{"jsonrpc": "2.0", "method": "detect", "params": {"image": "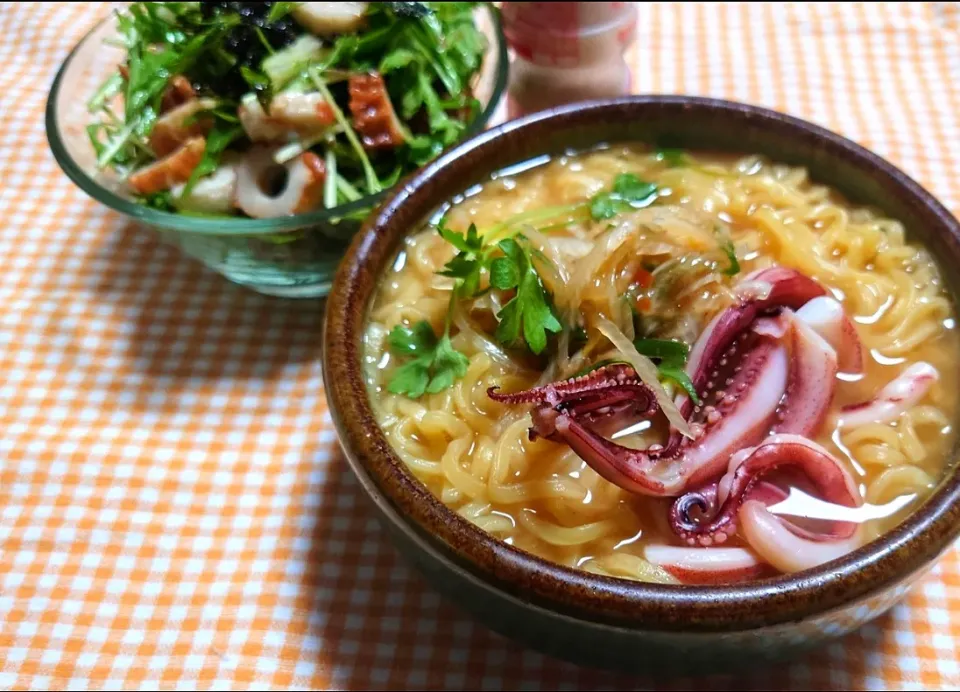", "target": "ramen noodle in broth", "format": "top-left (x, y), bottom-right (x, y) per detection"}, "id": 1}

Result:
top-left (363, 145), bottom-right (959, 585)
